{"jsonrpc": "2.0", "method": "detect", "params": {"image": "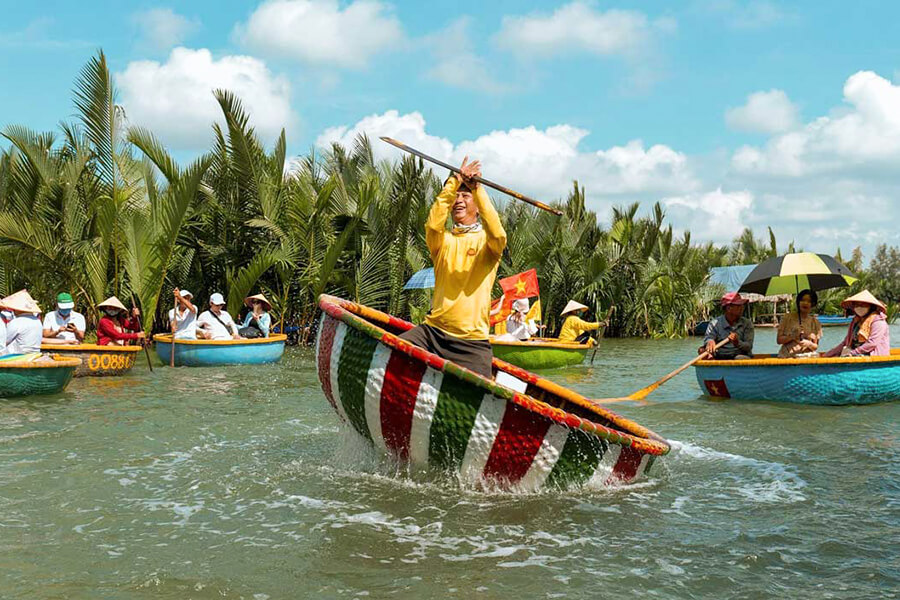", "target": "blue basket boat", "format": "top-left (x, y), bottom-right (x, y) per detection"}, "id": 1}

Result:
top-left (818, 314), bottom-right (853, 327)
top-left (153, 334), bottom-right (286, 367)
top-left (694, 349), bottom-right (900, 405)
